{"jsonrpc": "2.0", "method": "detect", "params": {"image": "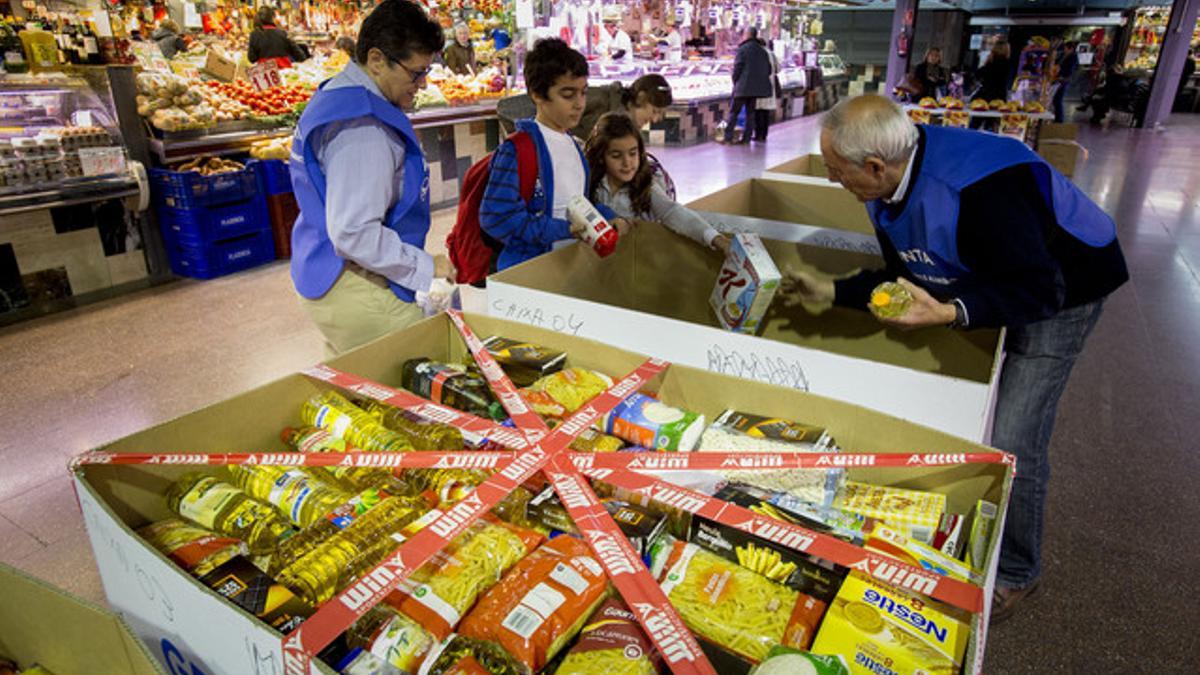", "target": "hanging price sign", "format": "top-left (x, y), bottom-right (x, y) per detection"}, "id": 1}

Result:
top-left (248, 60), bottom-right (283, 92)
